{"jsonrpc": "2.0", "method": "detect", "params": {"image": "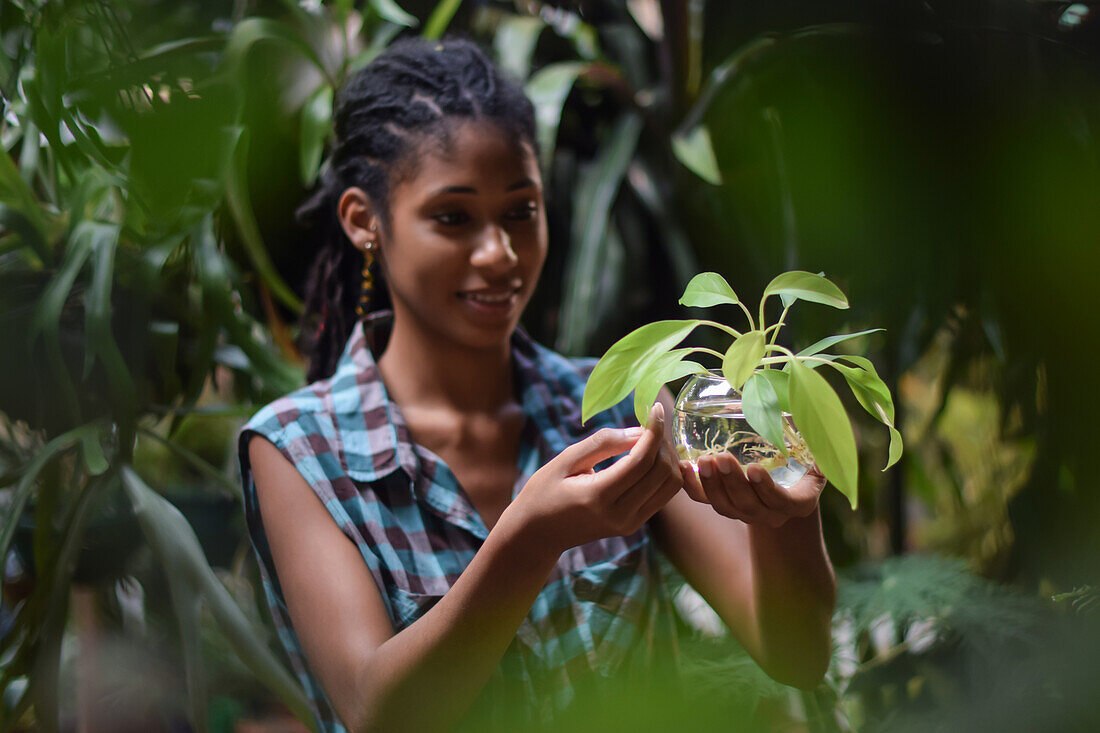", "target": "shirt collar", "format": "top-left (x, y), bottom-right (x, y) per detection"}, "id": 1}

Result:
top-left (331, 311), bottom-right (604, 487)
top-left (326, 312), bottom-right (418, 484)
